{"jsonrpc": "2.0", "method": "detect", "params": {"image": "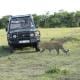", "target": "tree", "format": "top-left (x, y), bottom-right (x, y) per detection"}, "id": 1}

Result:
top-left (0, 15), bottom-right (10, 29)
